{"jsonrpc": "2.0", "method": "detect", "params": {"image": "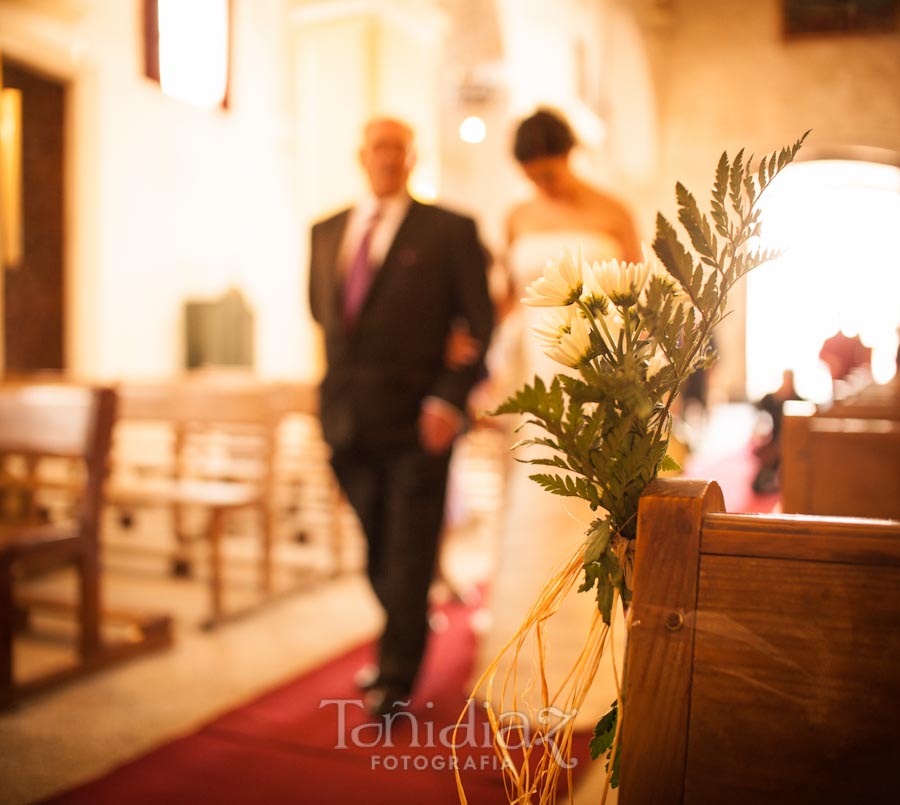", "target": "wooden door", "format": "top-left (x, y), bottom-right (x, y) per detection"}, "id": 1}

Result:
top-left (1, 57), bottom-right (65, 376)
